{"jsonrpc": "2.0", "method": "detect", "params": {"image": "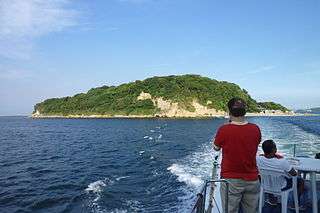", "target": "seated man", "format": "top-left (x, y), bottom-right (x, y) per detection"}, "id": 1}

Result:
top-left (256, 140), bottom-right (305, 207)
